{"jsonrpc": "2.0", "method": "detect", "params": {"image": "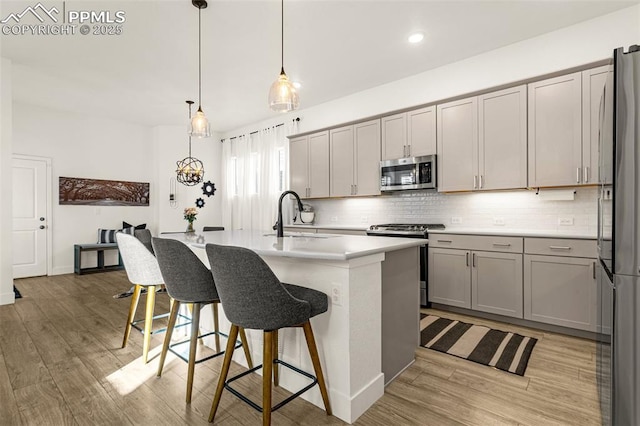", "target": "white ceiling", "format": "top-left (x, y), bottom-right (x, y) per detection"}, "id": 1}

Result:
top-left (1, 0), bottom-right (637, 133)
